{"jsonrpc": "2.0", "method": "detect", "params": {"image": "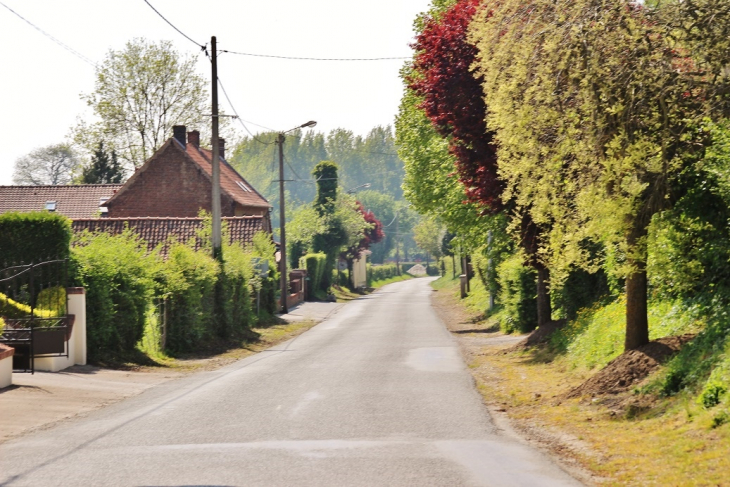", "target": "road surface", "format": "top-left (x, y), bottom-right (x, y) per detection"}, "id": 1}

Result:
top-left (0, 278), bottom-right (581, 486)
